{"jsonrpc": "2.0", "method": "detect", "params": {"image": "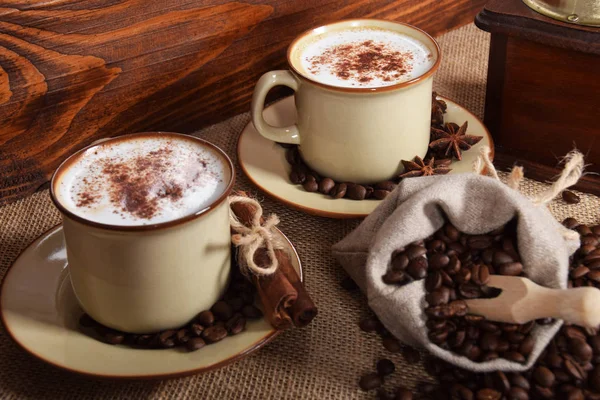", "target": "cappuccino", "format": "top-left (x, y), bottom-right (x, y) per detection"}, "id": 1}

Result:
top-left (293, 27), bottom-right (435, 88)
top-left (54, 135), bottom-right (230, 226)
